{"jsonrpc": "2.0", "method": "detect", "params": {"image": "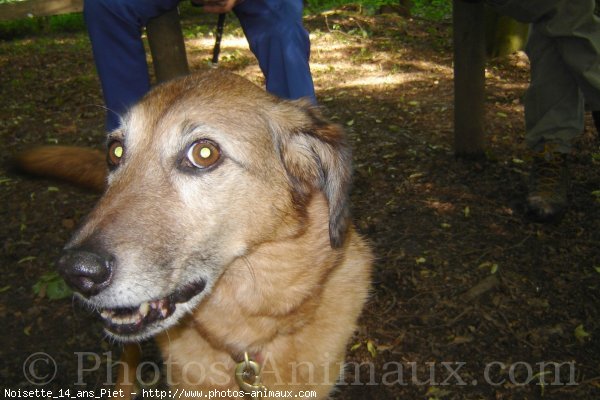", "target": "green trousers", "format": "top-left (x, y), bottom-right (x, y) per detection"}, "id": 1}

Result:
top-left (489, 0), bottom-right (600, 152)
